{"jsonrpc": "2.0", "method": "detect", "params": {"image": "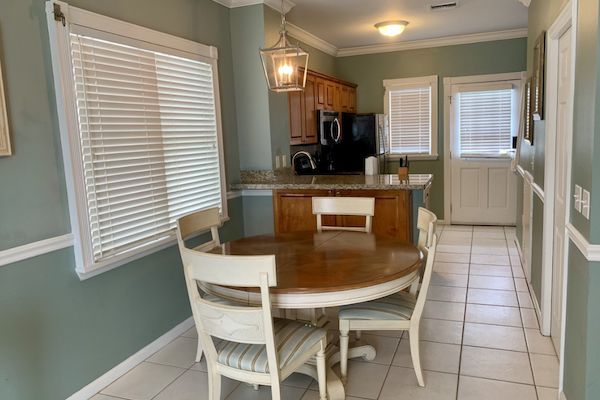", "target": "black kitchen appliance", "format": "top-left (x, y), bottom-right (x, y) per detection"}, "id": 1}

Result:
top-left (317, 110), bottom-right (341, 146)
top-left (338, 113), bottom-right (388, 172)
